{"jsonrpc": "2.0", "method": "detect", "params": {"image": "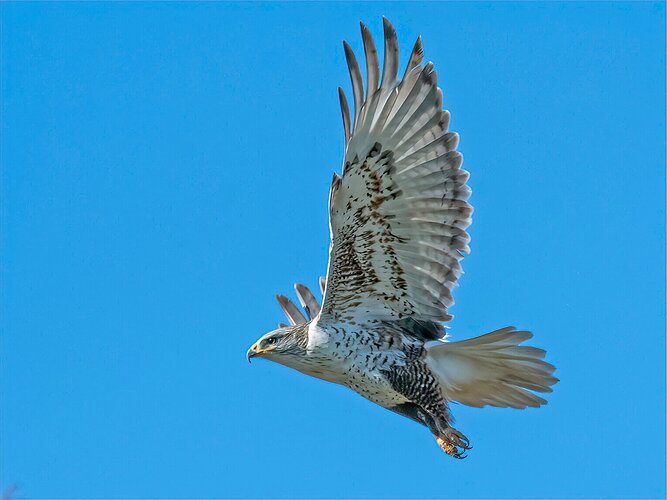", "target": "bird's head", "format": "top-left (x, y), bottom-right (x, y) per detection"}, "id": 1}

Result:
top-left (246, 324), bottom-right (308, 365)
